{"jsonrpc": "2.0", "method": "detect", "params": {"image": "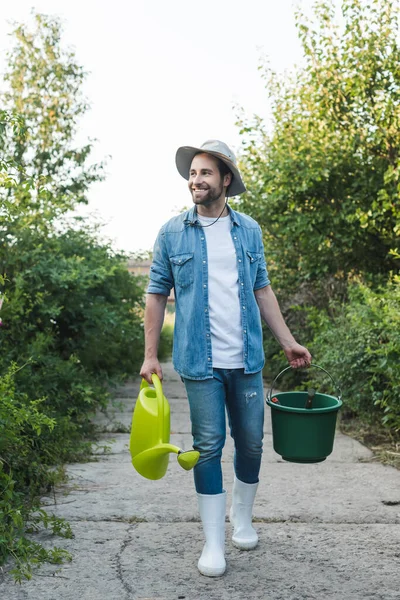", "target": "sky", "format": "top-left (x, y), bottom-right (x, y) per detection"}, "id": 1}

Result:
top-left (0, 0), bottom-right (335, 255)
